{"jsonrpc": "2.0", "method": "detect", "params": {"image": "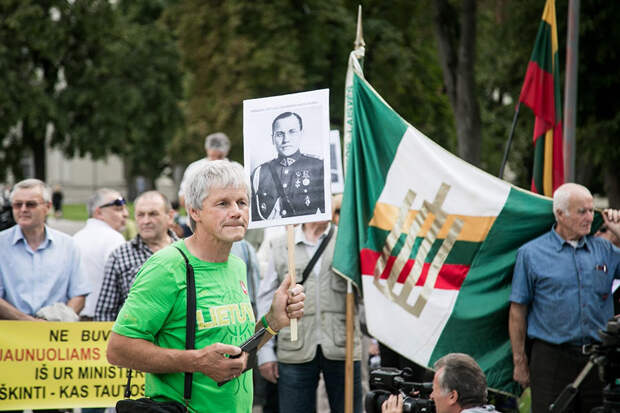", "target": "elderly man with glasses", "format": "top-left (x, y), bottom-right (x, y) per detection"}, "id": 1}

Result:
top-left (0, 179), bottom-right (90, 320)
top-left (73, 189), bottom-right (128, 323)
